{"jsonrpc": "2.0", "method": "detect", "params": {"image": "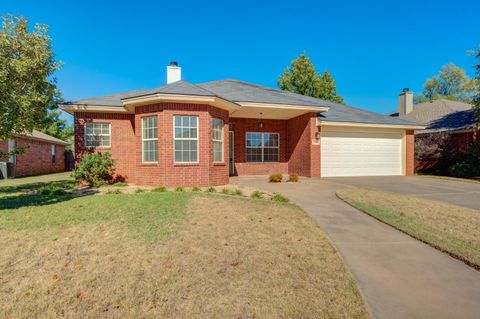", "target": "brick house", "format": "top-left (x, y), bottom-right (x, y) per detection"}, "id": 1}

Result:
top-left (390, 90), bottom-right (479, 171)
top-left (0, 130), bottom-right (69, 178)
top-left (61, 62), bottom-right (422, 187)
